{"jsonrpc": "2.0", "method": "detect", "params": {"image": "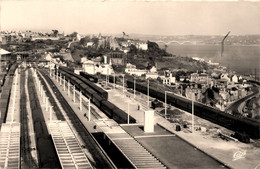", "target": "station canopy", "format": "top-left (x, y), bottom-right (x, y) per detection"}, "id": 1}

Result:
top-left (0, 48), bottom-right (11, 55)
